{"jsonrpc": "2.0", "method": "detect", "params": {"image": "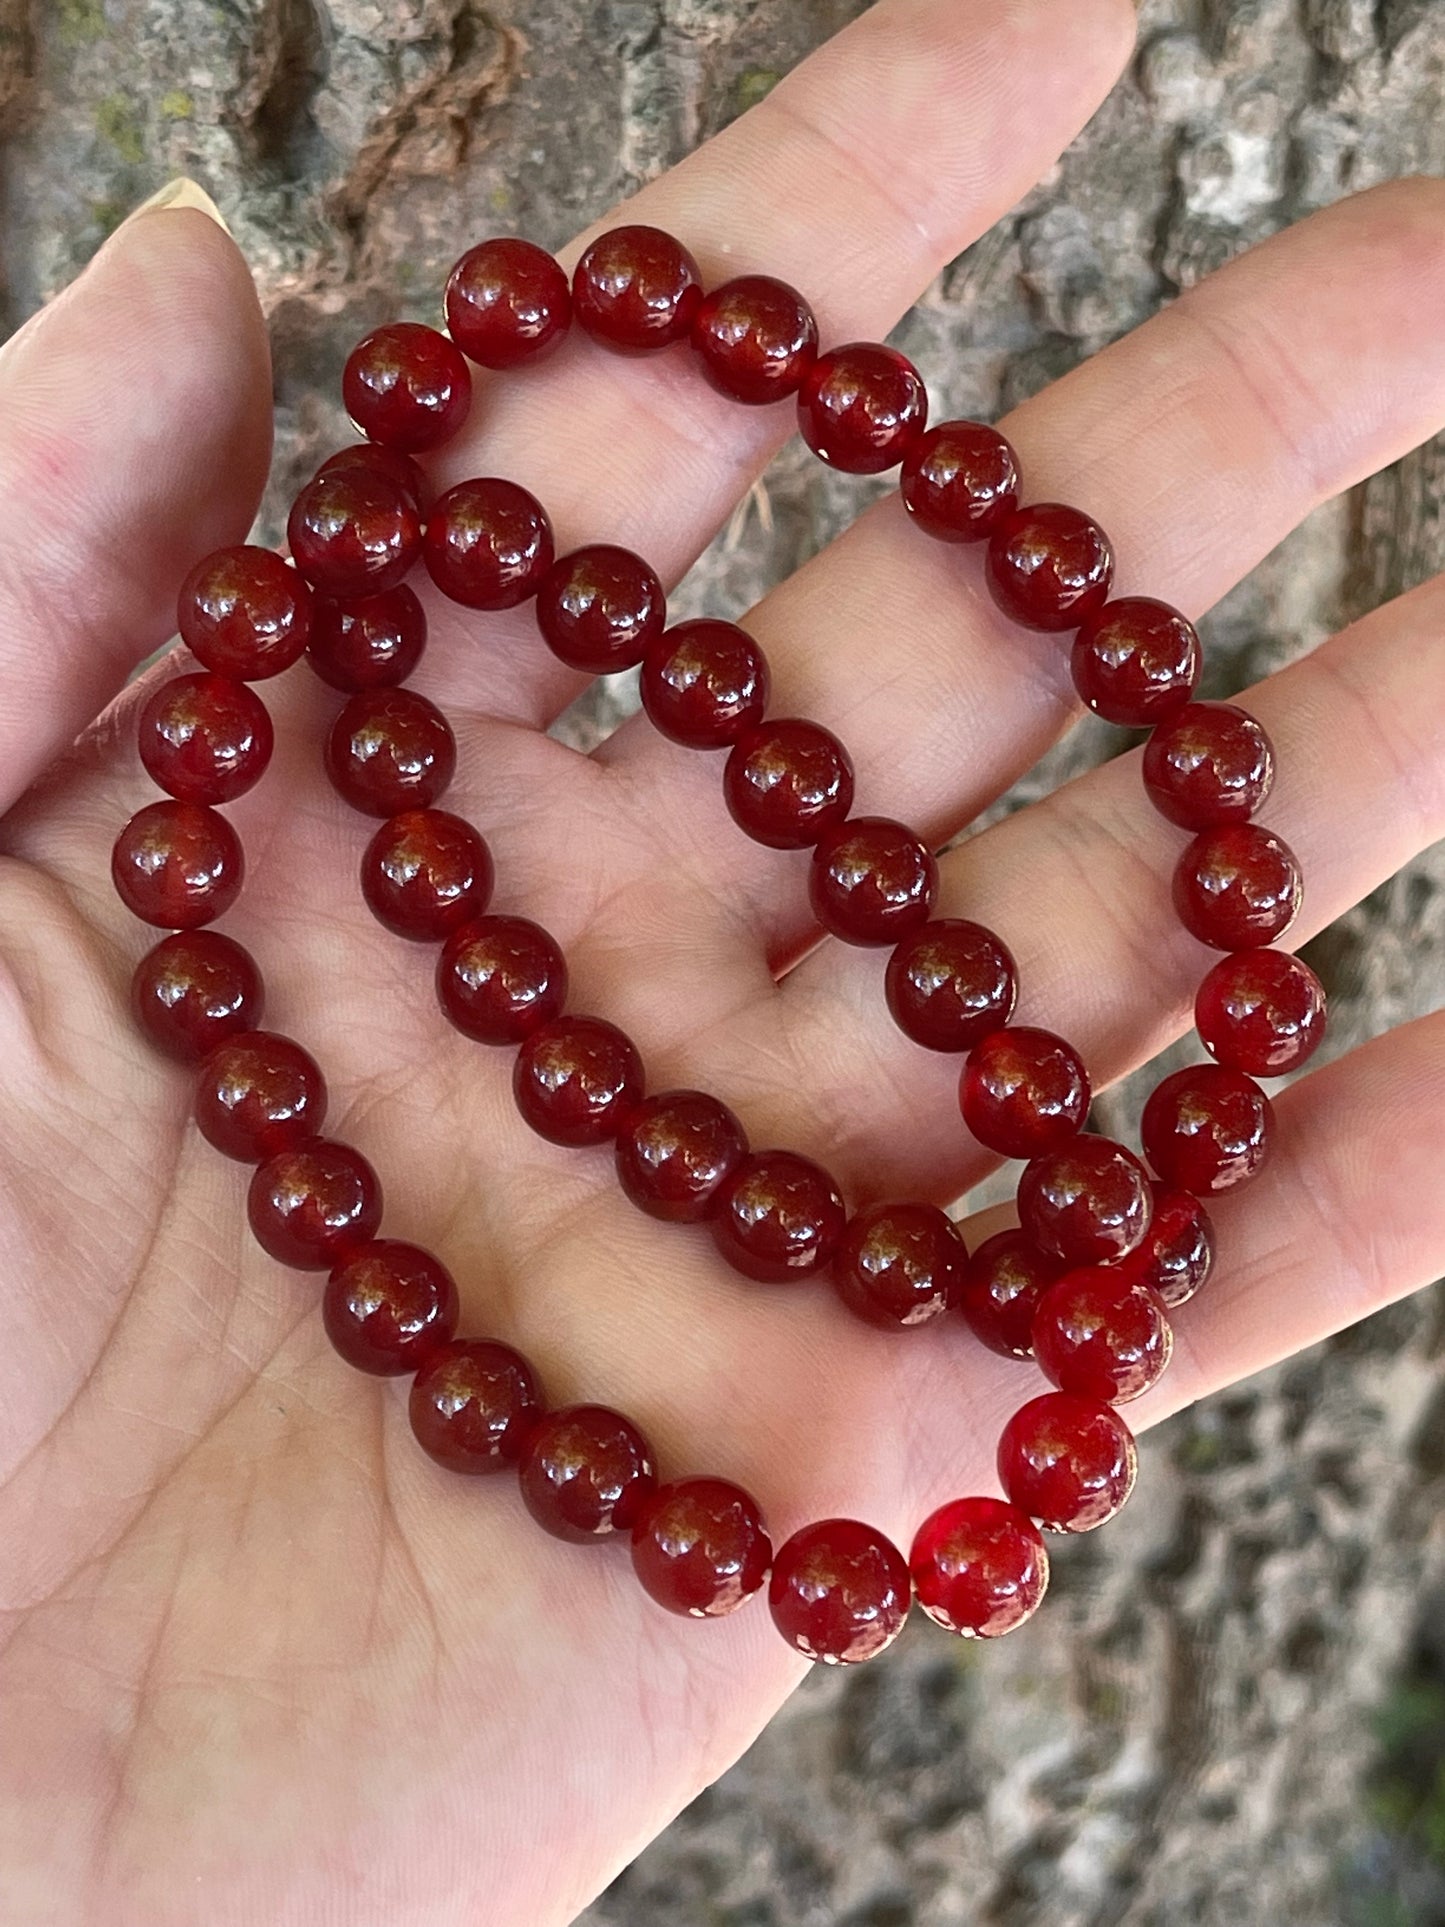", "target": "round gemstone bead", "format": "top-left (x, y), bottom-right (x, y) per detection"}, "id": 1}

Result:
top-left (513, 1015), bottom-right (643, 1146)
top-left (641, 619), bottom-right (770, 749)
top-left (306, 585), bottom-right (427, 692)
top-left (909, 1496), bottom-right (1048, 1638)
top-left (1141, 1064), bottom-right (1274, 1196)
top-left (131, 930), bottom-right (264, 1062)
top-left (572, 225), bottom-right (703, 353)
top-left (445, 237), bottom-right (572, 369)
top-left (178, 546), bottom-right (313, 681)
top-left (436, 915), bottom-right (568, 1045)
top-left (986, 502), bottom-right (1114, 632)
top-left (423, 477), bottom-right (554, 610)
top-left (287, 468), bottom-right (422, 600)
top-left (956, 1228), bottom-right (1061, 1359)
top-left (631, 1478), bottom-right (772, 1618)
top-left (768, 1518), bottom-right (911, 1665)
top-left (723, 718), bottom-right (854, 850)
top-left (808, 817), bottom-right (938, 947)
top-left (1132, 1183), bottom-right (1215, 1310)
top-left (409, 1338), bottom-right (543, 1472)
top-left (884, 919), bottom-right (1018, 1054)
top-left (535, 544), bottom-right (665, 675)
top-left (997, 1393), bottom-right (1137, 1533)
top-left (960, 1027), bottom-right (1091, 1160)
top-left (360, 809), bottom-right (493, 942)
top-left (194, 1030), bottom-right (327, 1162)
top-left (112, 800), bottom-right (244, 930)
top-left (1033, 1267), bottom-right (1173, 1404)
top-left (614, 1090), bottom-right (747, 1223)
top-left (1070, 597), bottom-right (1201, 726)
top-left (830, 1201), bottom-right (965, 1329)
top-left (138, 672), bottom-right (273, 804)
top-left (322, 1240), bottom-right (459, 1375)
top-left (247, 1137), bottom-right (383, 1271)
top-left (1173, 824), bottom-right (1303, 951)
top-left (797, 342), bottom-right (927, 474)
top-left (519, 1404), bottom-right (657, 1541)
top-left (315, 442), bottom-right (428, 514)
top-left (690, 274), bottom-right (818, 404)
top-left (1144, 702), bottom-right (1276, 830)
top-left (342, 321), bottom-right (472, 453)
top-left (1195, 947), bottom-right (1327, 1076)
top-left (1017, 1134), bottom-right (1153, 1267)
top-left (899, 419), bottom-right (1020, 542)
top-left (325, 687), bottom-right (456, 817)
top-left (711, 1150), bottom-right (847, 1284)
